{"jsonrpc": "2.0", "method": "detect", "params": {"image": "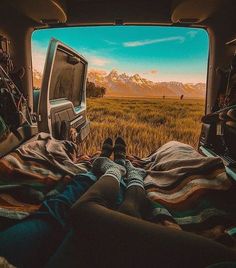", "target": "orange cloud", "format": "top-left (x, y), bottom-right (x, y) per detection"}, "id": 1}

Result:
top-left (149, 69), bottom-right (158, 75)
top-left (143, 69), bottom-right (158, 75)
top-left (87, 56), bottom-right (111, 67)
